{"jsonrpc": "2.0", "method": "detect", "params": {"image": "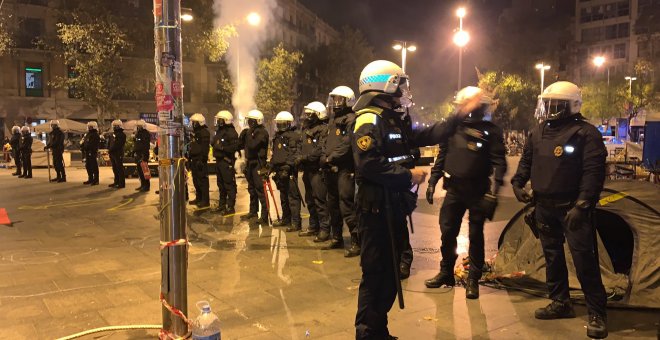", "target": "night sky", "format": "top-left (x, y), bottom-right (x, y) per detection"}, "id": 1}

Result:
top-left (300, 0), bottom-right (511, 107)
